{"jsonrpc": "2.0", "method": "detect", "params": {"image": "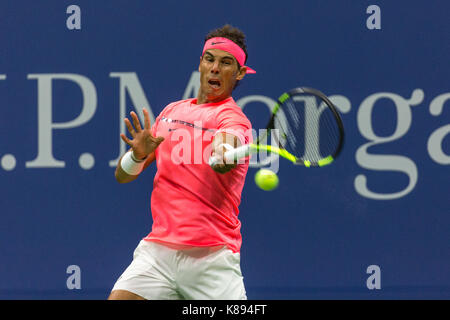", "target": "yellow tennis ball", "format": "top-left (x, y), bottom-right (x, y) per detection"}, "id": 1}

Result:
top-left (255, 169), bottom-right (279, 191)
